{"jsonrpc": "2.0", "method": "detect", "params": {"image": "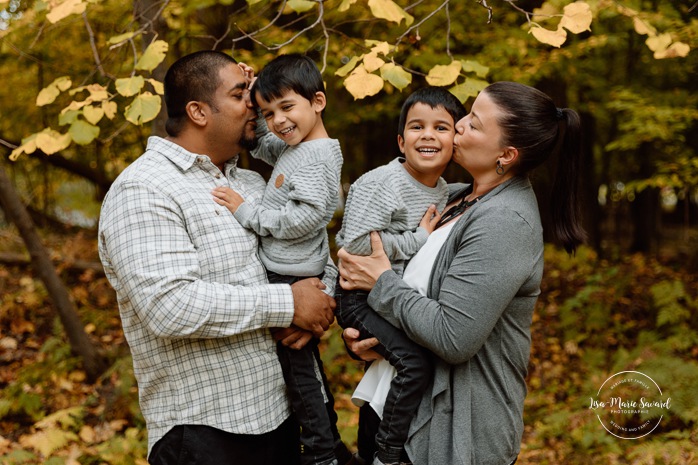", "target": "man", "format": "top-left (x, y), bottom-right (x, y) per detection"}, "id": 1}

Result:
top-left (98, 50), bottom-right (336, 464)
